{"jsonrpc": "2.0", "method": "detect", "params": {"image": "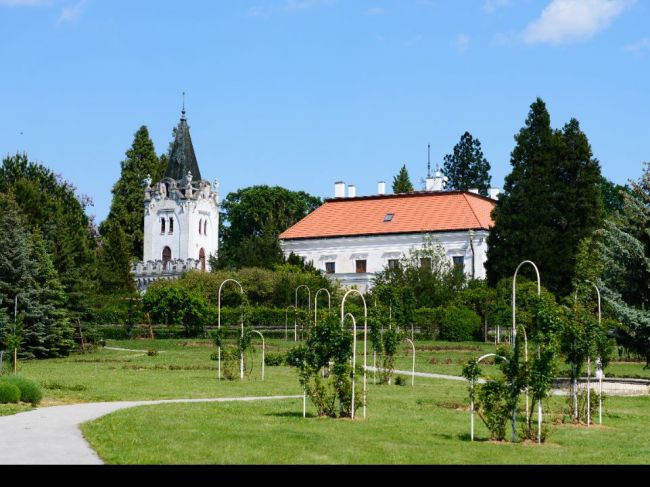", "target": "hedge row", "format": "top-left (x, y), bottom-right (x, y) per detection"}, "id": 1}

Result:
top-left (94, 304), bottom-right (482, 342)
